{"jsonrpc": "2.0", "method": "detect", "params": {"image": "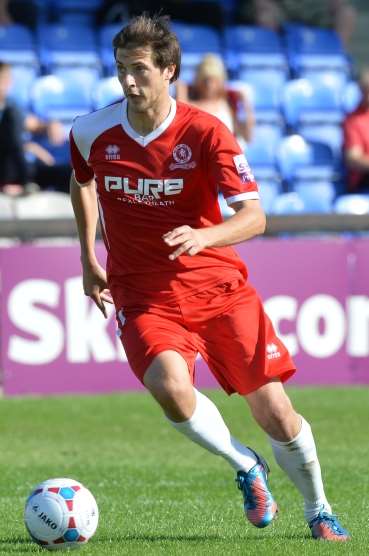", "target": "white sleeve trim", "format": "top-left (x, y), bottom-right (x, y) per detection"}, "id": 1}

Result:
top-left (73, 170), bottom-right (94, 187)
top-left (226, 191), bottom-right (260, 205)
